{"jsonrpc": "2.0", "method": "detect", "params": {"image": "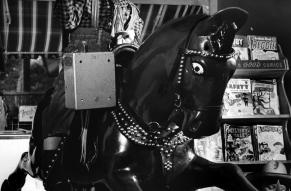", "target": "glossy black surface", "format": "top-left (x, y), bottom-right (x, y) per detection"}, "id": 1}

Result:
top-left (1, 7), bottom-right (261, 191)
